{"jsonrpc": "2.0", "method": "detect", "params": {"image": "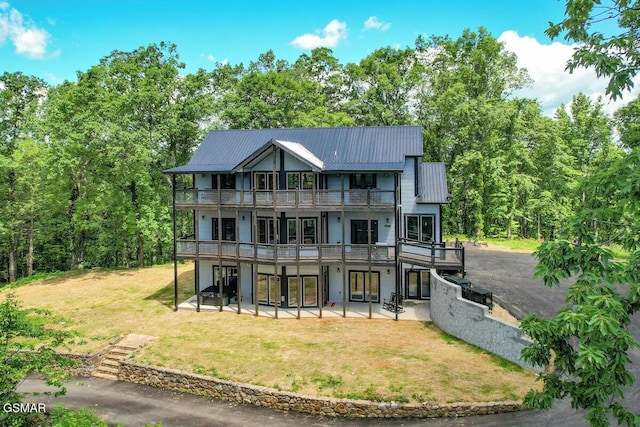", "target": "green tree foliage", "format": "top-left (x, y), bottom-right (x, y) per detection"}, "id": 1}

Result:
top-left (36, 42), bottom-right (213, 271)
top-left (520, 5), bottom-right (640, 424)
top-left (0, 32), bottom-right (632, 283)
top-left (417, 27), bottom-right (531, 237)
top-left (522, 96), bottom-right (640, 426)
top-left (222, 50), bottom-right (352, 129)
top-left (546, 0), bottom-right (640, 100)
top-left (0, 73), bottom-right (47, 283)
top-left (0, 294), bottom-right (73, 427)
top-left (345, 46), bottom-right (422, 125)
